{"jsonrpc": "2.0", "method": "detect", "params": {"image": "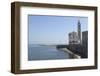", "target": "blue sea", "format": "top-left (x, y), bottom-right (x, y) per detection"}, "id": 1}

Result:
top-left (28, 44), bottom-right (72, 61)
